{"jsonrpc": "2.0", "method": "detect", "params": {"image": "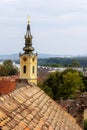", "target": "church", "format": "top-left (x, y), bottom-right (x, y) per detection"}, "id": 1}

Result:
top-left (20, 18), bottom-right (37, 85)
